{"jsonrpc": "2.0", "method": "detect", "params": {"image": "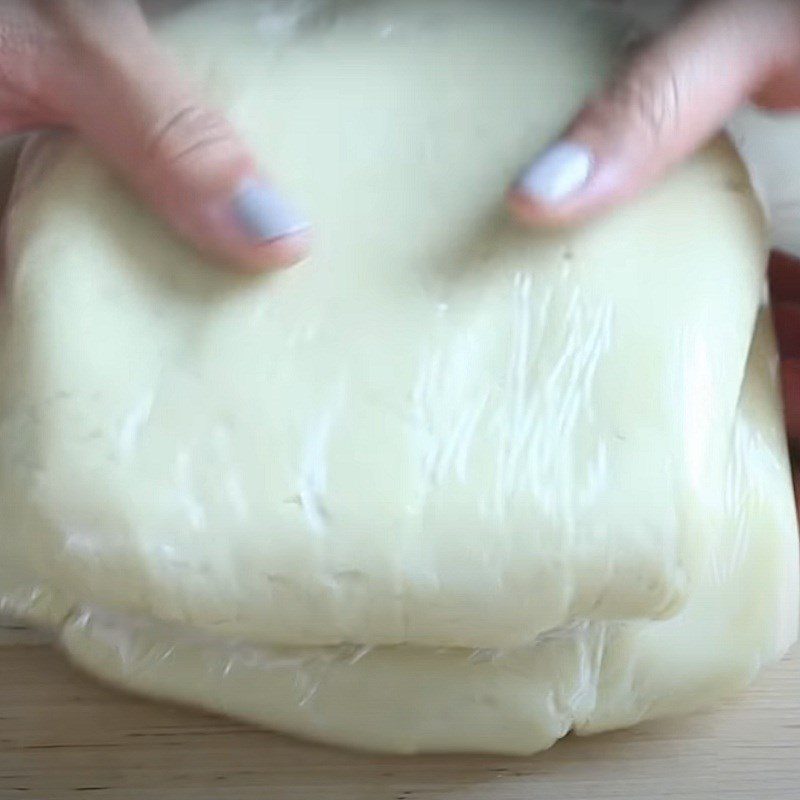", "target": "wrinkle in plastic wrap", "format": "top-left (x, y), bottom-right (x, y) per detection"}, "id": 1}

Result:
top-left (0, 0), bottom-right (798, 755)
